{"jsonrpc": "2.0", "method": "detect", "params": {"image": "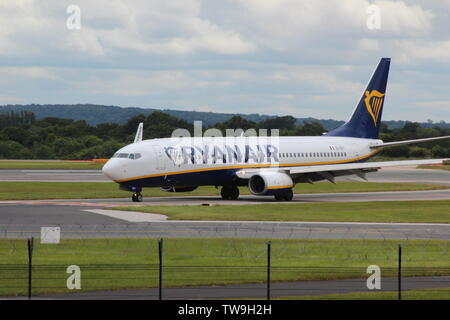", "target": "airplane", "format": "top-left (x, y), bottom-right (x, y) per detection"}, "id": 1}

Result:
top-left (102, 58), bottom-right (450, 202)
